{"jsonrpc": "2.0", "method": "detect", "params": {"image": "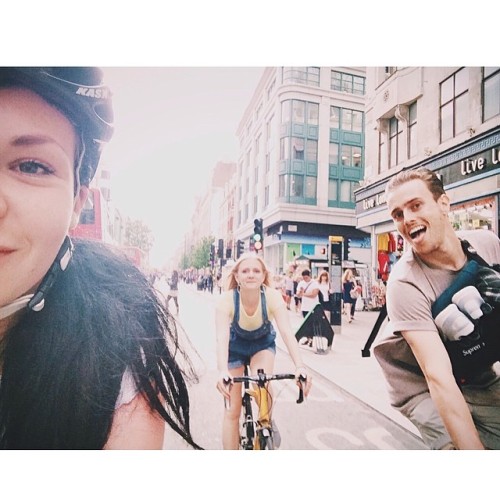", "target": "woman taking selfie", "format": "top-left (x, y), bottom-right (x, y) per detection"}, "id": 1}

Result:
top-left (0, 67), bottom-right (199, 449)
